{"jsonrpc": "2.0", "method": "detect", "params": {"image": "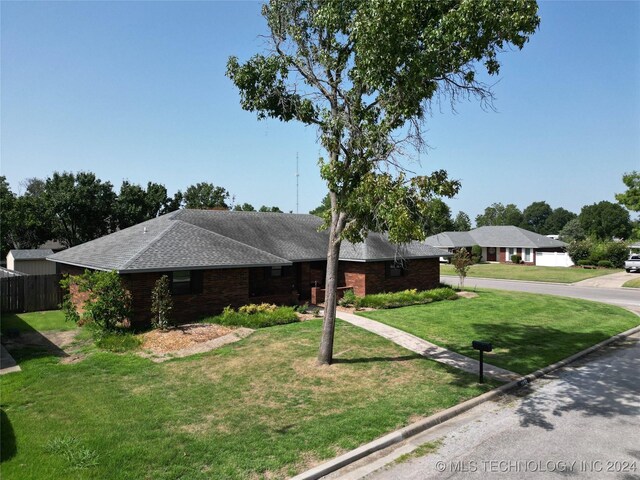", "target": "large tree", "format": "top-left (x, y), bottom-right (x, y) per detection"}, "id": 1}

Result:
top-left (228, 0), bottom-right (539, 365)
top-left (475, 203), bottom-right (523, 228)
top-left (615, 171), bottom-right (640, 212)
top-left (309, 193), bottom-right (331, 217)
top-left (579, 201), bottom-right (632, 240)
top-left (452, 211), bottom-right (472, 232)
top-left (423, 199), bottom-right (454, 235)
top-left (522, 200), bottom-right (552, 233)
top-left (0, 176), bottom-right (16, 257)
top-left (116, 181), bottom-right (178, 229)
top-left (43, 172), bottom-right (117, 247)
top-left (544, 207), bottom-right (576, 235)
top-left (183, 182), bottom-right (230, 209)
